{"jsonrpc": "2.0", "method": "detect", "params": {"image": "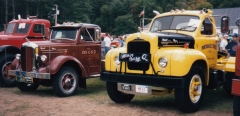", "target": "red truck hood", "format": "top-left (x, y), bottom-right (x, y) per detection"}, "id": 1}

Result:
top-left (30, 39), bottom-right (76, 47)
top-left (0, 34), bottom-right (26, 39)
